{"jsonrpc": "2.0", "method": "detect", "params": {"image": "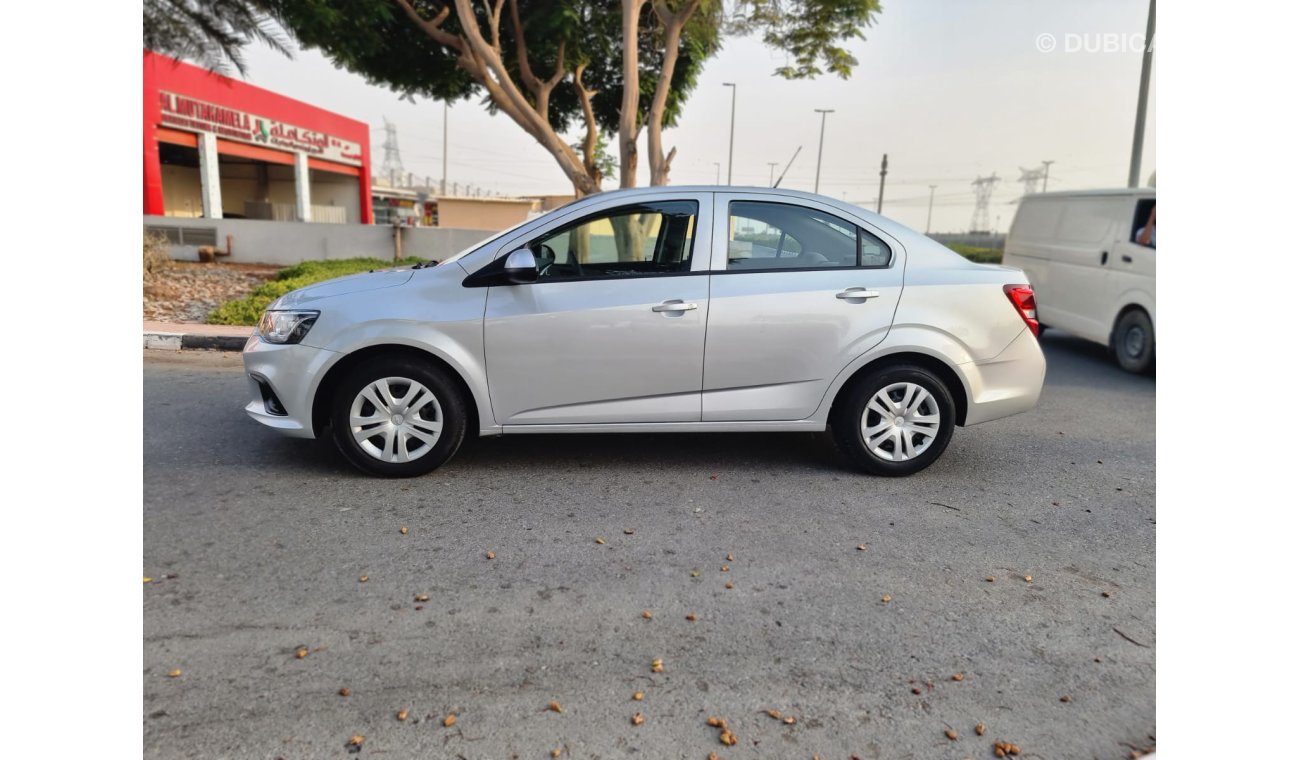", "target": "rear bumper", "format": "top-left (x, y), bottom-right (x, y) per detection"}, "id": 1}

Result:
top-left (959, 327), bottom-right (1046, 426)
top-left (241, 336), bottom-right (339, 439)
